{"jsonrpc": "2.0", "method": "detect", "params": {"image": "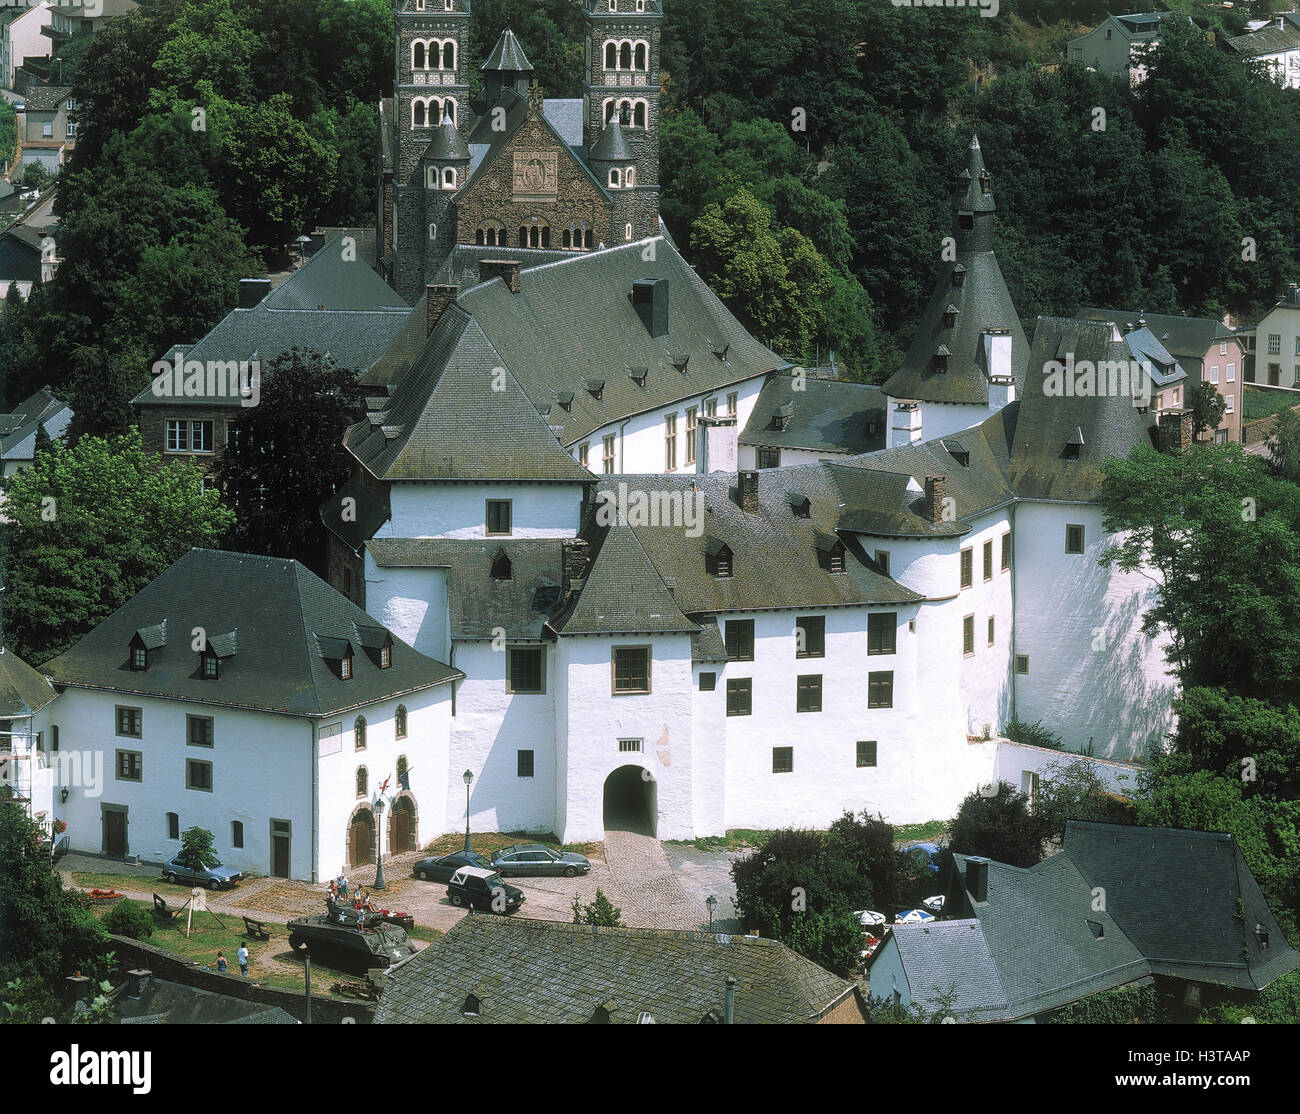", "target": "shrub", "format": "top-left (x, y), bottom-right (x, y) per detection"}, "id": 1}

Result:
top-left (103, 900), bottom-right (153, 940)
top-left (948, 782), bottom-right (1048, 868)
top-left (1001, 716), bottom-right (1063, 750)
top-left (571, 888), bottom-right (625, 928)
